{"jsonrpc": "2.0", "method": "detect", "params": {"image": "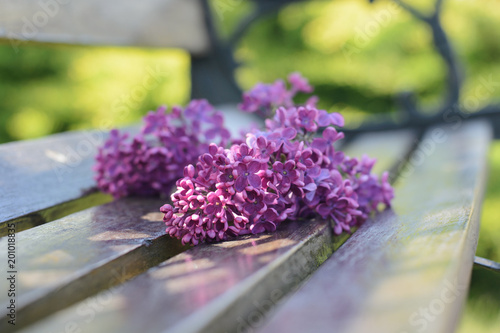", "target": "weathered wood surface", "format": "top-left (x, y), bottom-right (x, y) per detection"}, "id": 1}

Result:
top-left (258, 121), bottom-right (491, 333)
top-left (0, 198), bottom-right (186, 332)
top-left (0, 129), bottom-right (114, 236)
top-left (0, 0), bottom-right (210, 54)
top-left (17, 129), bottom-right (416, 333)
